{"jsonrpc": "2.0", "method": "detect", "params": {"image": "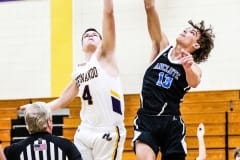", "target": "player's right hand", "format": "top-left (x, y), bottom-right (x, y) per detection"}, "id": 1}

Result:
top-left (19, 104), bottom-right (31, 111)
